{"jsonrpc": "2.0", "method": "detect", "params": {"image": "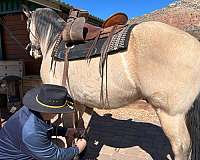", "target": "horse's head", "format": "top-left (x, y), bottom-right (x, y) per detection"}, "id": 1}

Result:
top-left (23, 7), bottom-right (66, 59)
top-left (23, 6), bottom-right (42, 59)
